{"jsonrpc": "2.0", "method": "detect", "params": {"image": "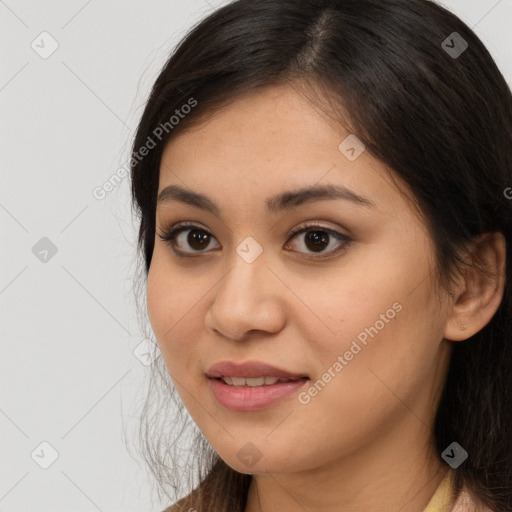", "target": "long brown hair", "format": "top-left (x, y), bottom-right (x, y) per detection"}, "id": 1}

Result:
top-left (130, 1), bottom-right (512, 510)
